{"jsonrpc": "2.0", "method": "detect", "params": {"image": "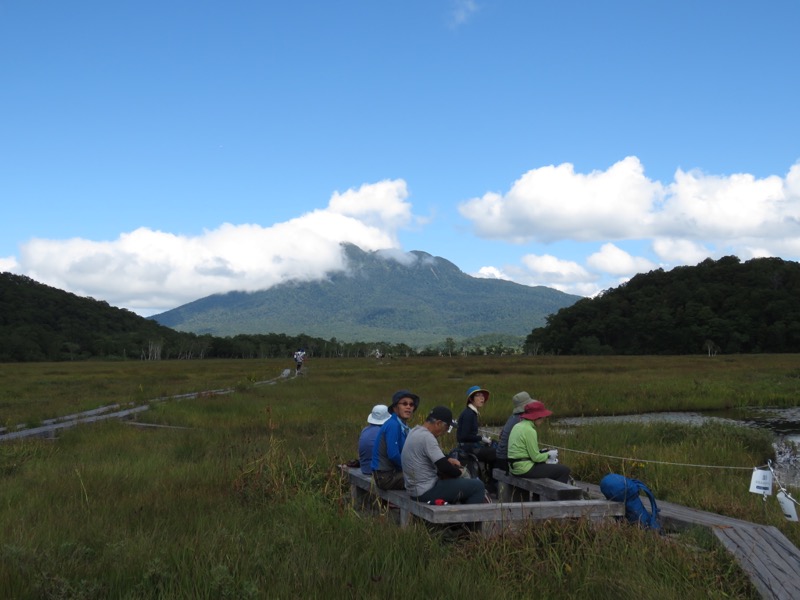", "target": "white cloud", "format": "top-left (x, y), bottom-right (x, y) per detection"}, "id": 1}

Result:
top-left (450, 0), bottom-right (479, 26)
top-left (458, 157), bottom-right (664, 243)
top-left (519, 254), bottom-right (593, 284)
top-left (650, 238), bottom-right (712, 264)
top-left (659, 168), bottom-right (790, 239)
top-left (472, 266), bottom-right (512, 281)
top-left (0, 256), bottom-right (19, 272)
top-left (17, 180), bottom-right (413, 314)
top-left (586, 243), bottom-right (656, 276)
top-left (459, 158), bottom-right (800, 298)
